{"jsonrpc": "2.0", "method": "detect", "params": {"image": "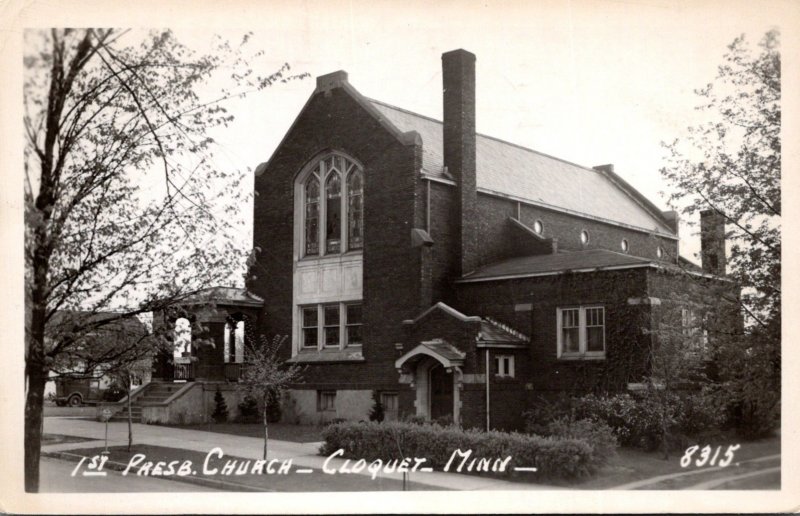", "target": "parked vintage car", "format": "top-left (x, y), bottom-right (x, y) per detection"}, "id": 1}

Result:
top-left (54, 377), bottom-right (125, 406)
